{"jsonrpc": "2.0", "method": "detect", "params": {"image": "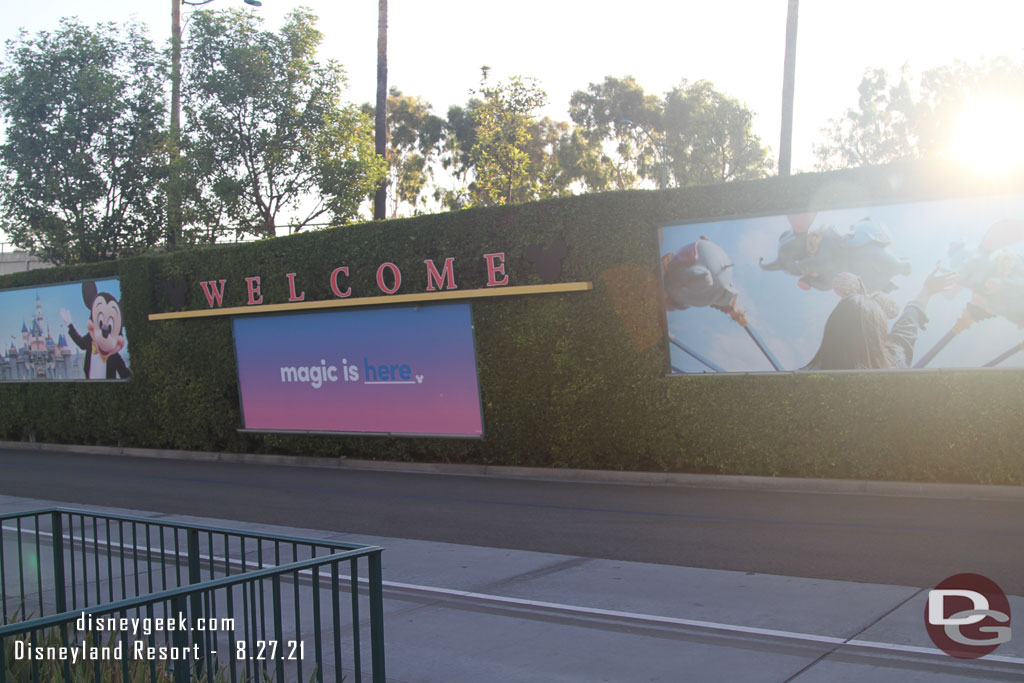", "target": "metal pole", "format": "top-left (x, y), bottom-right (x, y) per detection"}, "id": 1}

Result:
top-left (51, 511), bottom-right (67, 614)
top-left (168, 0), bottom-right (183, 247)
top-left (369, 551), bottom-right (387, 682)
top-left (373, 0), bottom-right (388, 220)
top-left (779, 0), bottom-right (799, 176)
